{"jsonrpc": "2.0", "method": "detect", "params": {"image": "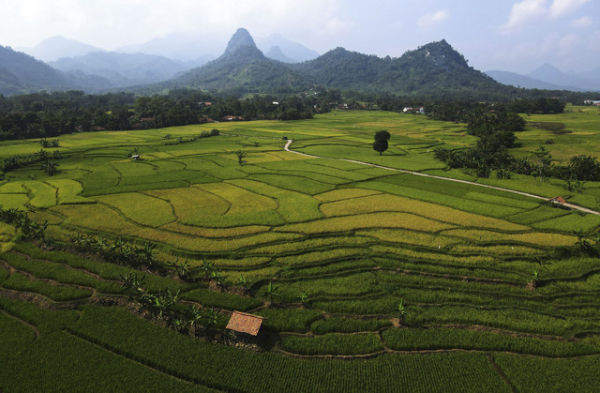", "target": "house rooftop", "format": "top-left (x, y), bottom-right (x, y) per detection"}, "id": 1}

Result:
top-left (226, 311), bottom-right (265, 336)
